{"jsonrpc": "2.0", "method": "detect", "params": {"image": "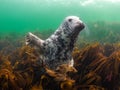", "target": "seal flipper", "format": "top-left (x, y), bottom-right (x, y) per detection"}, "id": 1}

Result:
top-left (25, 32), bottom-right (44, 51)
